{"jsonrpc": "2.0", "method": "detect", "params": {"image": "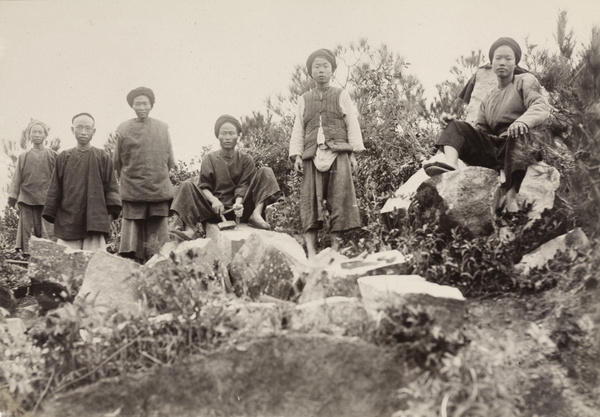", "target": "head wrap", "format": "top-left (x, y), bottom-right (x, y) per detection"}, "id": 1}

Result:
top-left (489, 37), bottom-right (522, 64)
top-left (214, 115), bottom-right (242, 137)
top-left (126, 87), bottom-right (155, 107)
top-left (27, 119), bottom-right (49, 137)
top-left (306, 48), bottom-right (337, 76)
